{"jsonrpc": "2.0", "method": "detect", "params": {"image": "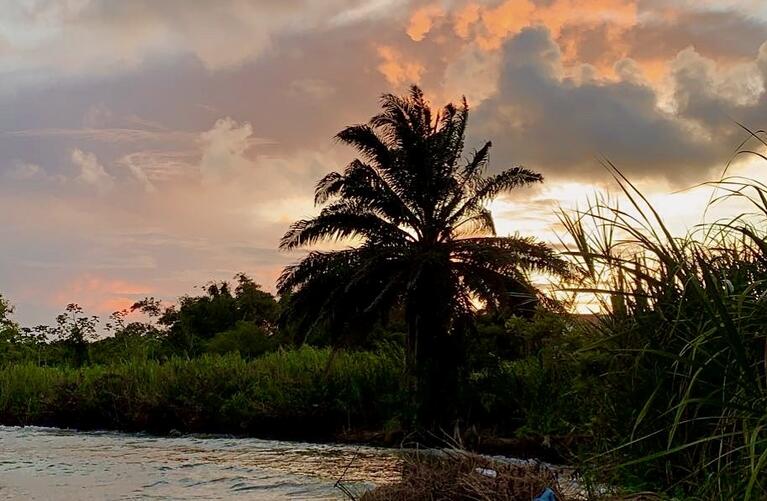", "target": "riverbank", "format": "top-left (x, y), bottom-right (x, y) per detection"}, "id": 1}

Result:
top-left (2, 425), bottom-right (589, 500)
top-left (0, 346), bottom-right (582, 462)
top-left (0, 347), bottom-right (403, 440)
top-left (361, 451), bottom-right (576, 501)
